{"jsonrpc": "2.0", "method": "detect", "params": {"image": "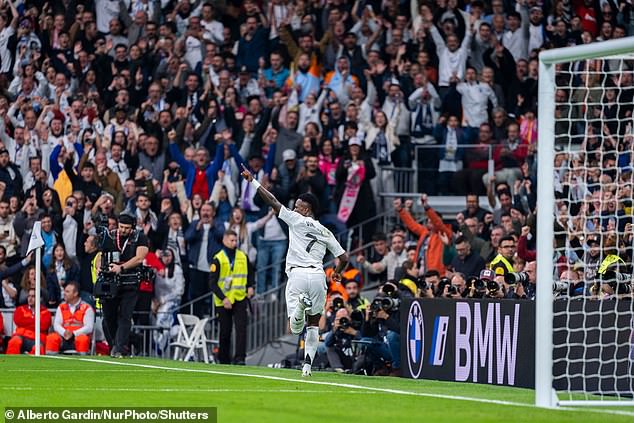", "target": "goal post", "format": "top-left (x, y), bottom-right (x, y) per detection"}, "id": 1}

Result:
top-left (536, 37), bottom-right (634, 408)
